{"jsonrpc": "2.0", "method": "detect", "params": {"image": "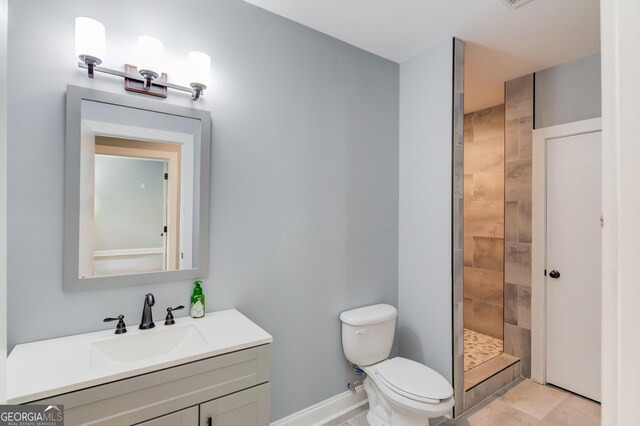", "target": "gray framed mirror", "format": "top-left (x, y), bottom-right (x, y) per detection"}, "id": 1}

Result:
top-left (64, 85), bottom-right (211, 291)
